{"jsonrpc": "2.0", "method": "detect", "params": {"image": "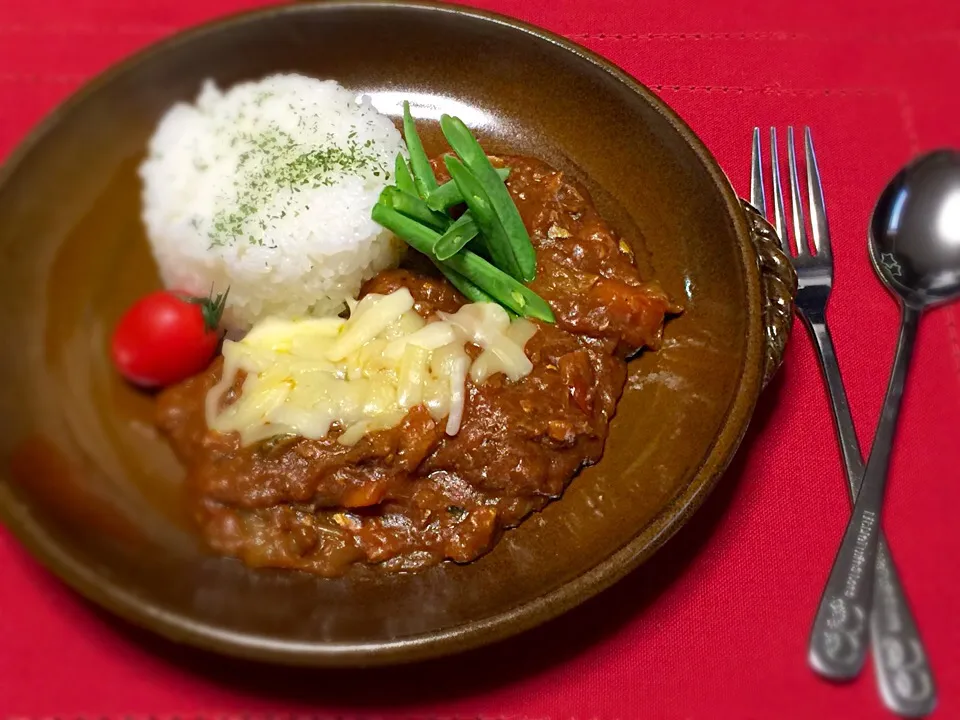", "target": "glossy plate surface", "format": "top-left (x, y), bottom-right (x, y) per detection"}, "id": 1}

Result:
top-left (0, 0), bottom-right (764, 665)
